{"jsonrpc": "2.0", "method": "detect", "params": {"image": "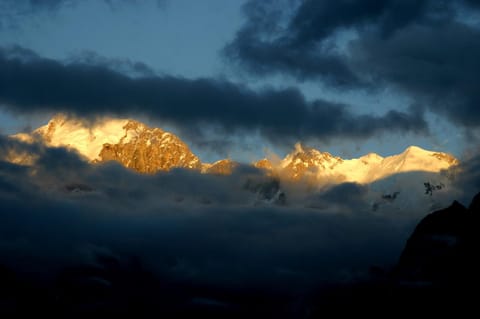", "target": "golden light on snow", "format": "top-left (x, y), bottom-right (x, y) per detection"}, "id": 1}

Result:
top-left (7, 115), bottom-right (459, 187)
